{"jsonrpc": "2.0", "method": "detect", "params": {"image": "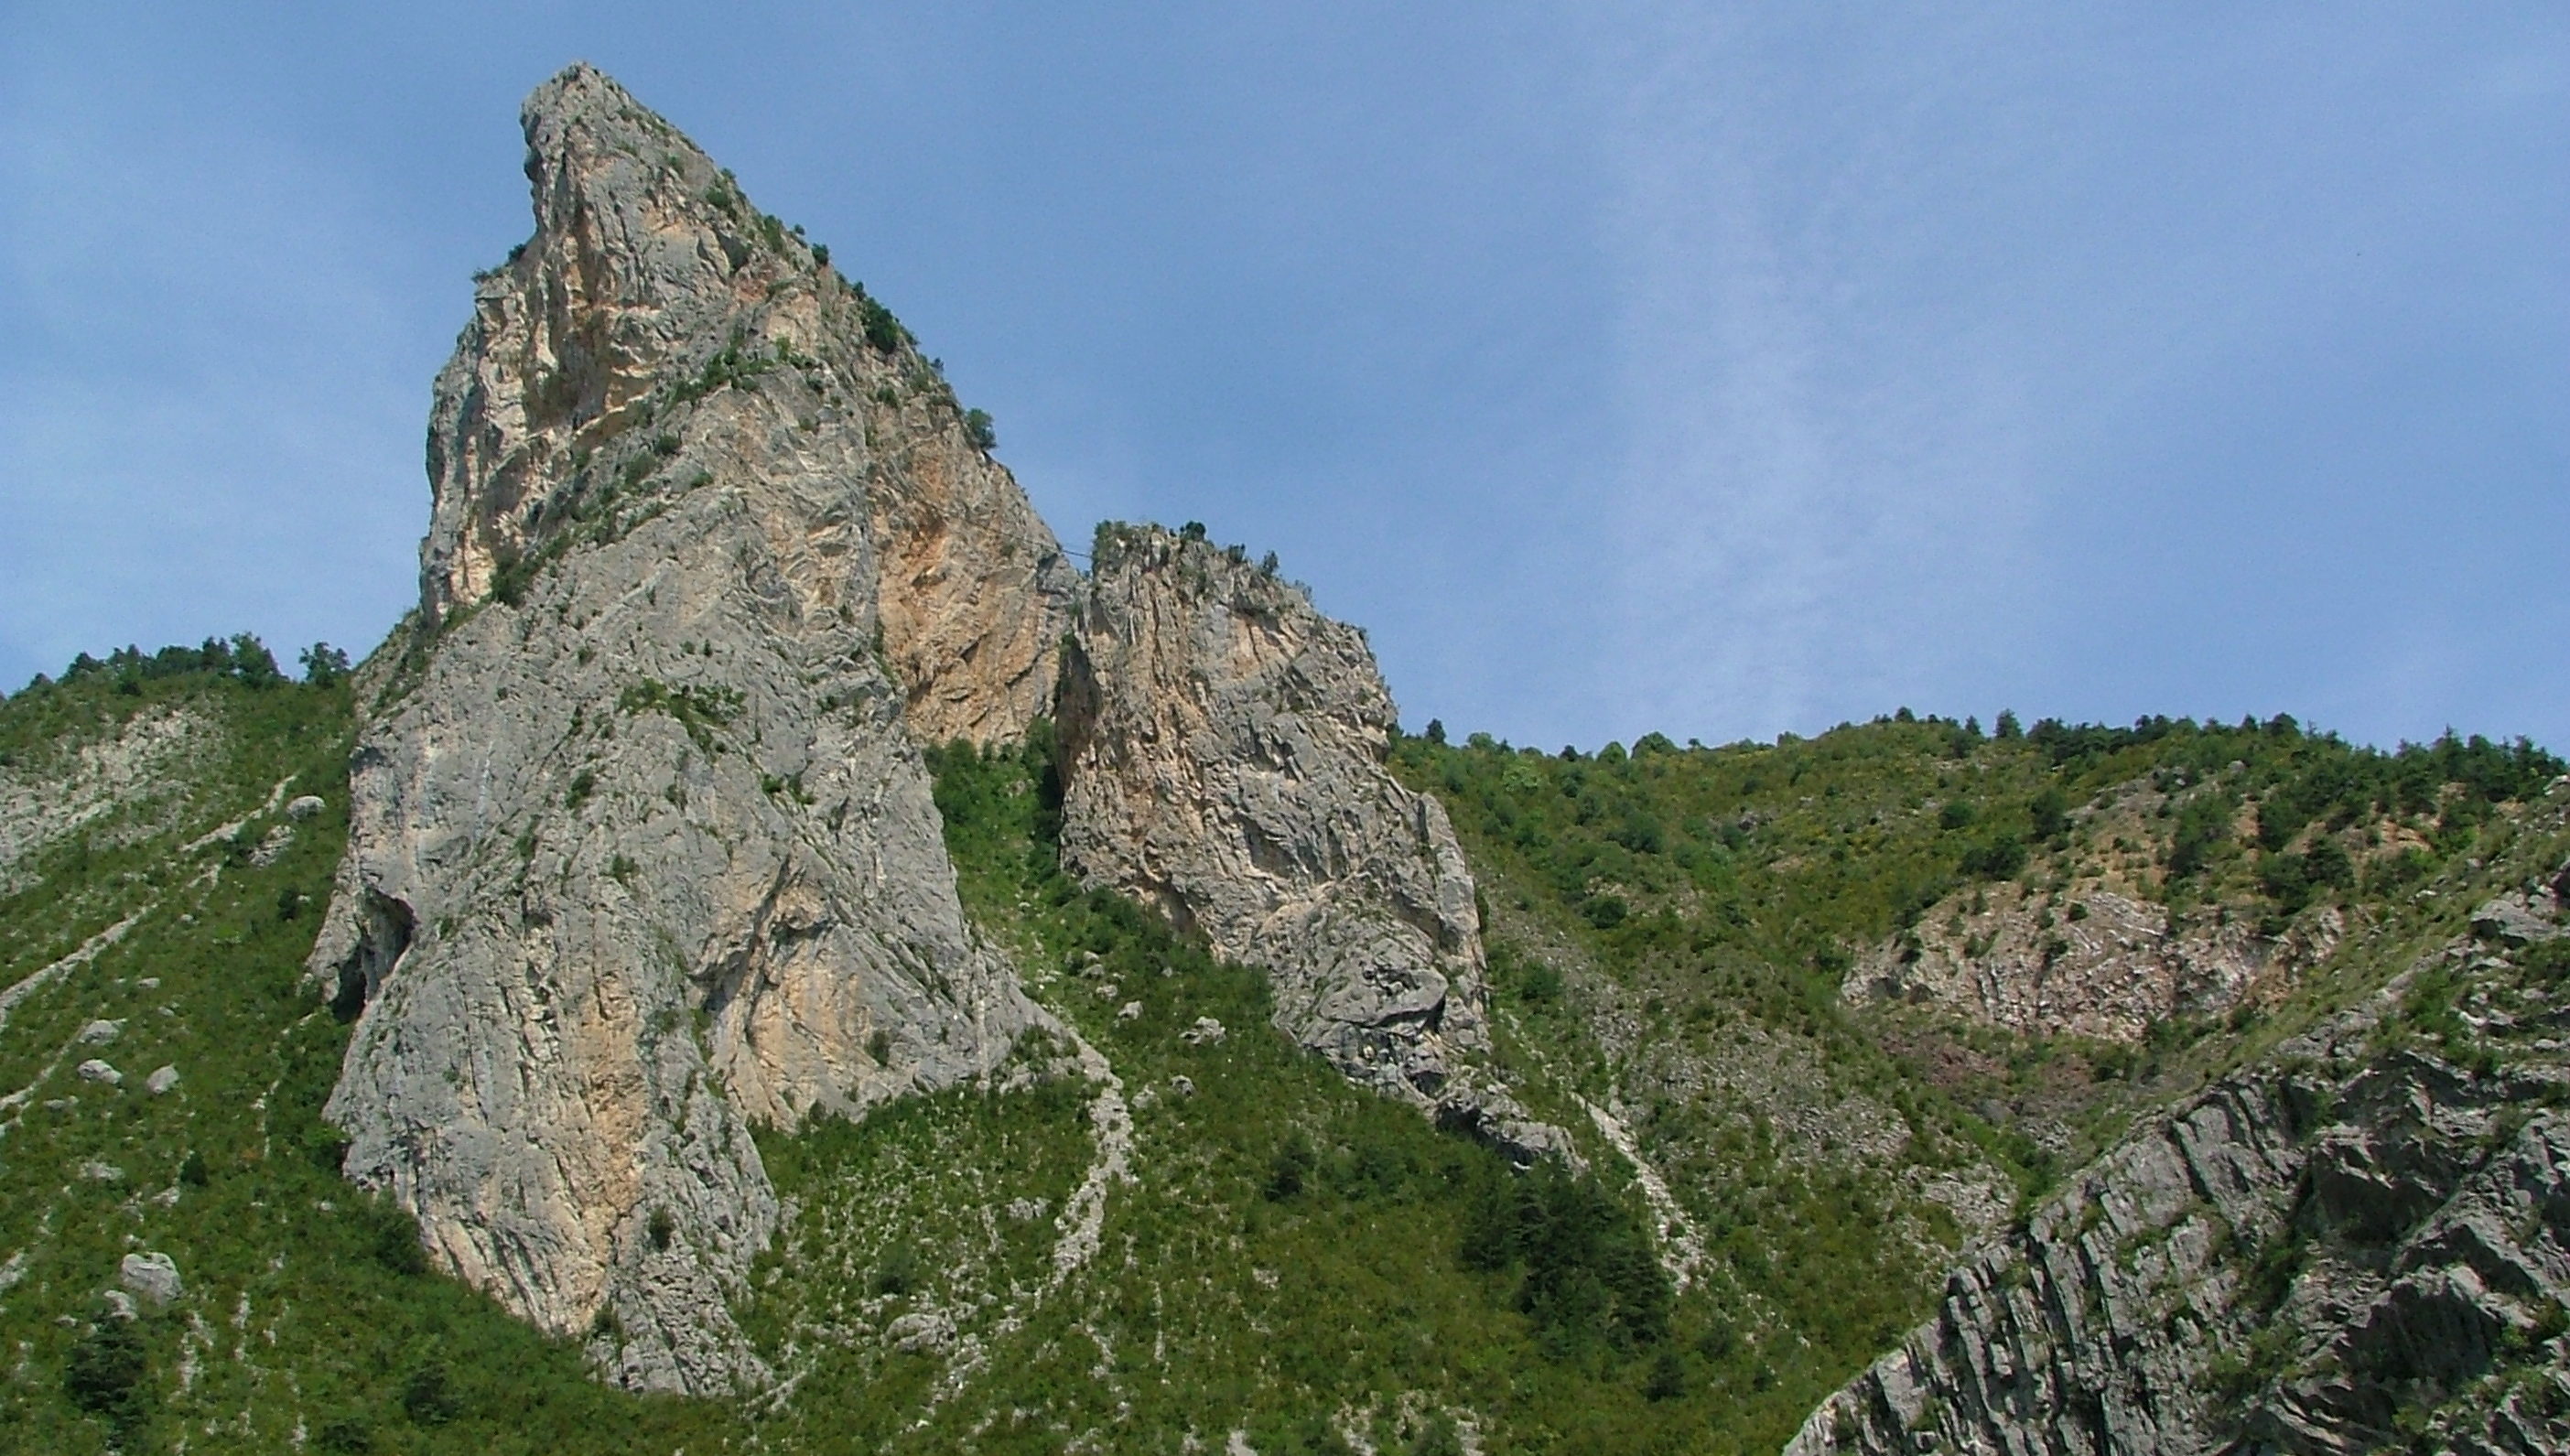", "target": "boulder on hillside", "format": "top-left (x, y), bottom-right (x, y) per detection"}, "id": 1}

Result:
top-left (119, 1252), bottom-right (181, 1308)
